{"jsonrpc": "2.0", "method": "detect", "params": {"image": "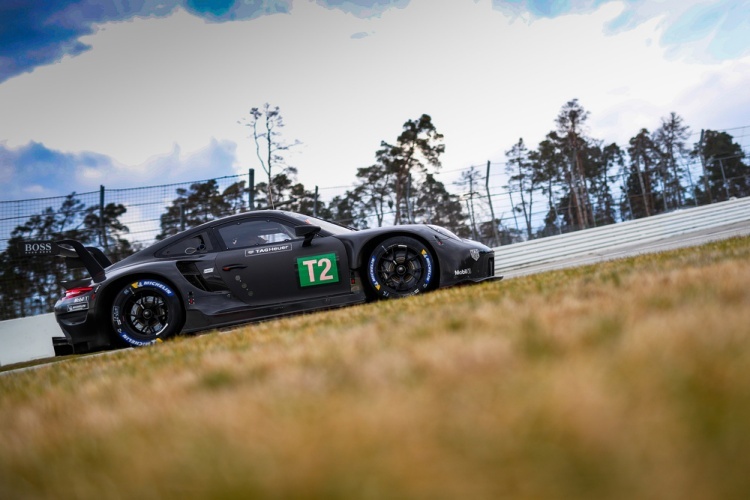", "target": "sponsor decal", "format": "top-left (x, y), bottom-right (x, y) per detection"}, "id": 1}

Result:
top-left (67, 303), bottom-right (89, 312)
top-left (298, 253), bottom-right (339, 287)
top-left (454, 268), bottom-right (472, 276)
top-left (245, 244), bottom-right (292, 257)
top-left (19, 241), bottom-right (58, 255)
top-left (131, 280), bottom-right (175, 296)
top-left (203, 267), bottom-right (214, 274)
top-left (470, 249), bottom-right (480, 261)
top-left (73, 296), bottom-right (89, 303)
